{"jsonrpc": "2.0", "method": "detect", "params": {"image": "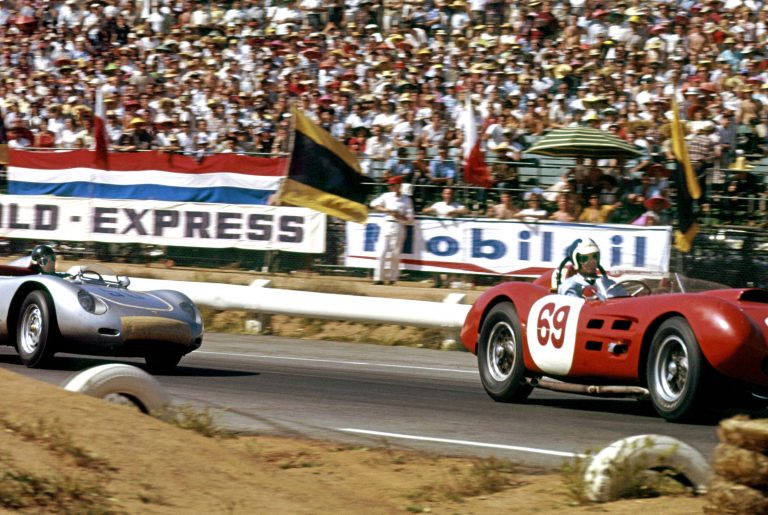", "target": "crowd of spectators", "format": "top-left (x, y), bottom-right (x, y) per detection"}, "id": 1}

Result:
top-left (2, 0), bottom-right (768, 225)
